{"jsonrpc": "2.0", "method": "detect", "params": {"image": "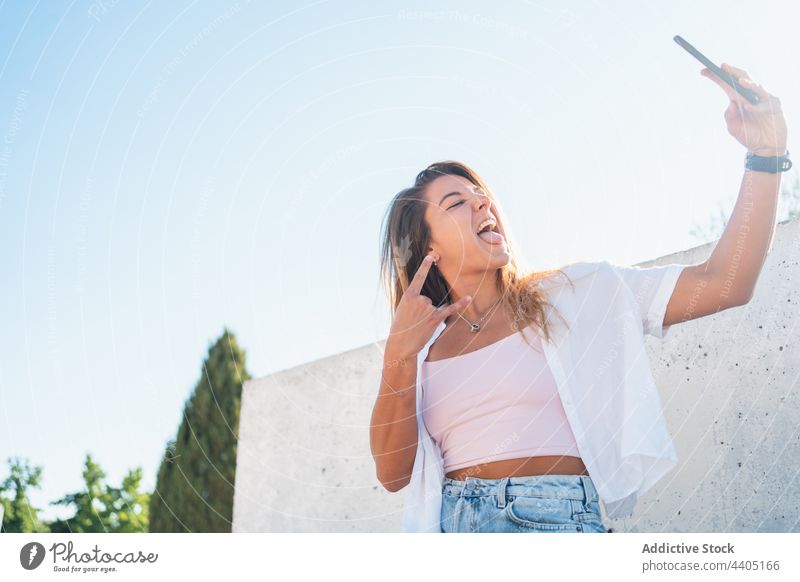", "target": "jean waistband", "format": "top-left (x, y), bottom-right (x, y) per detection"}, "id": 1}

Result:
top-left (442, 473), bottom-right (599, 503)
